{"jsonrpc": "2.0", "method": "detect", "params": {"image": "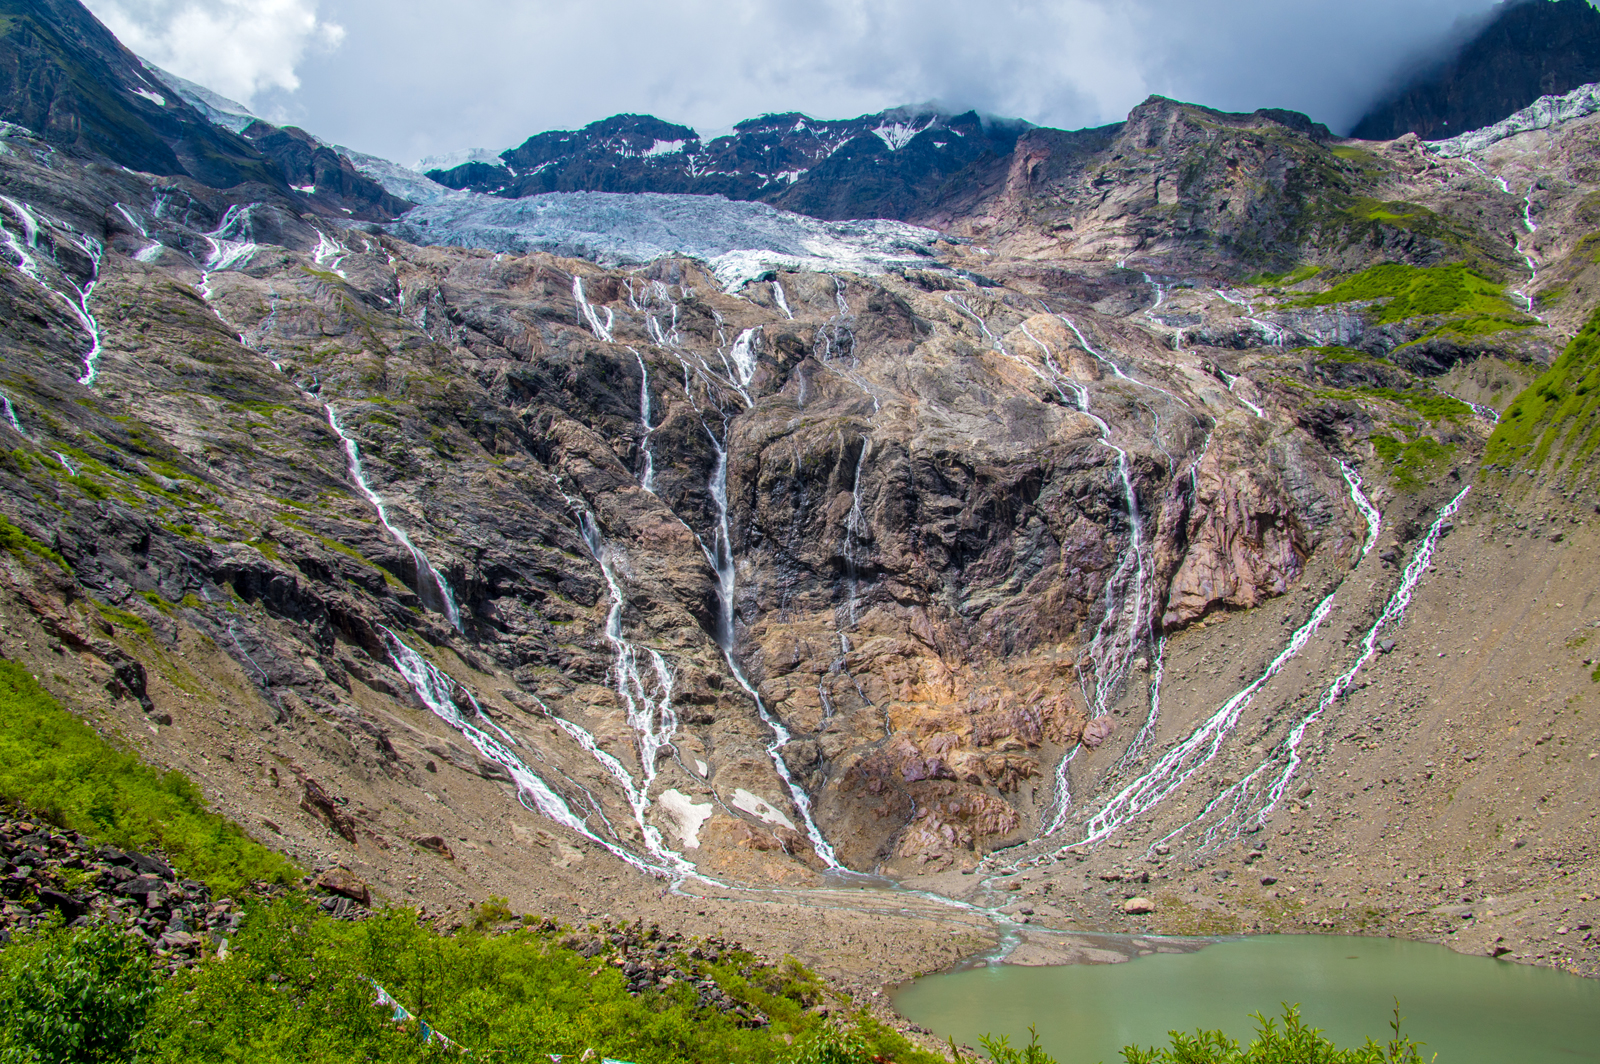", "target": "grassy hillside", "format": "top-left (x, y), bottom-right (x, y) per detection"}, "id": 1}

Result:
top-left (0, 658), bottom-right (295, 896)
top-left (1485, 305), bottom-right (1600, 479)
